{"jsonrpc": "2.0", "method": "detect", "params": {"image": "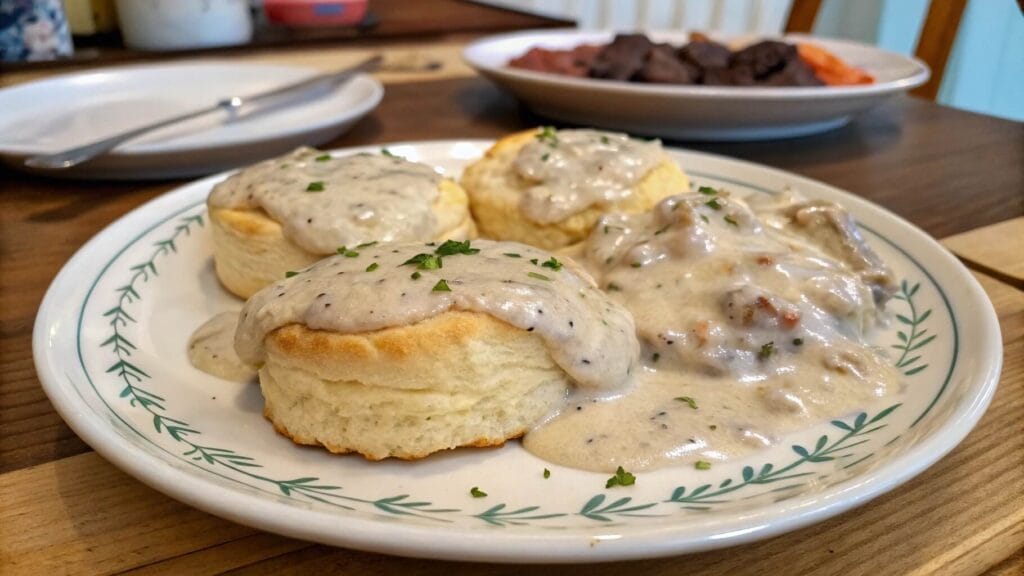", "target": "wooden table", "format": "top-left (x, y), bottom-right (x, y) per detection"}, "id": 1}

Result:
top-left (2, 41), bottom-right (1023, 576)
